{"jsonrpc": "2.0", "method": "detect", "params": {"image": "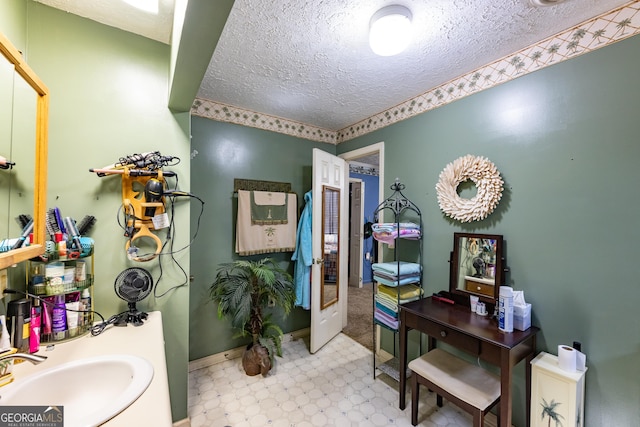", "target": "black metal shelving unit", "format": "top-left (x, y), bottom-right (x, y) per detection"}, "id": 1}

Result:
top-left (371, 179), bottom-right (423, 380)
